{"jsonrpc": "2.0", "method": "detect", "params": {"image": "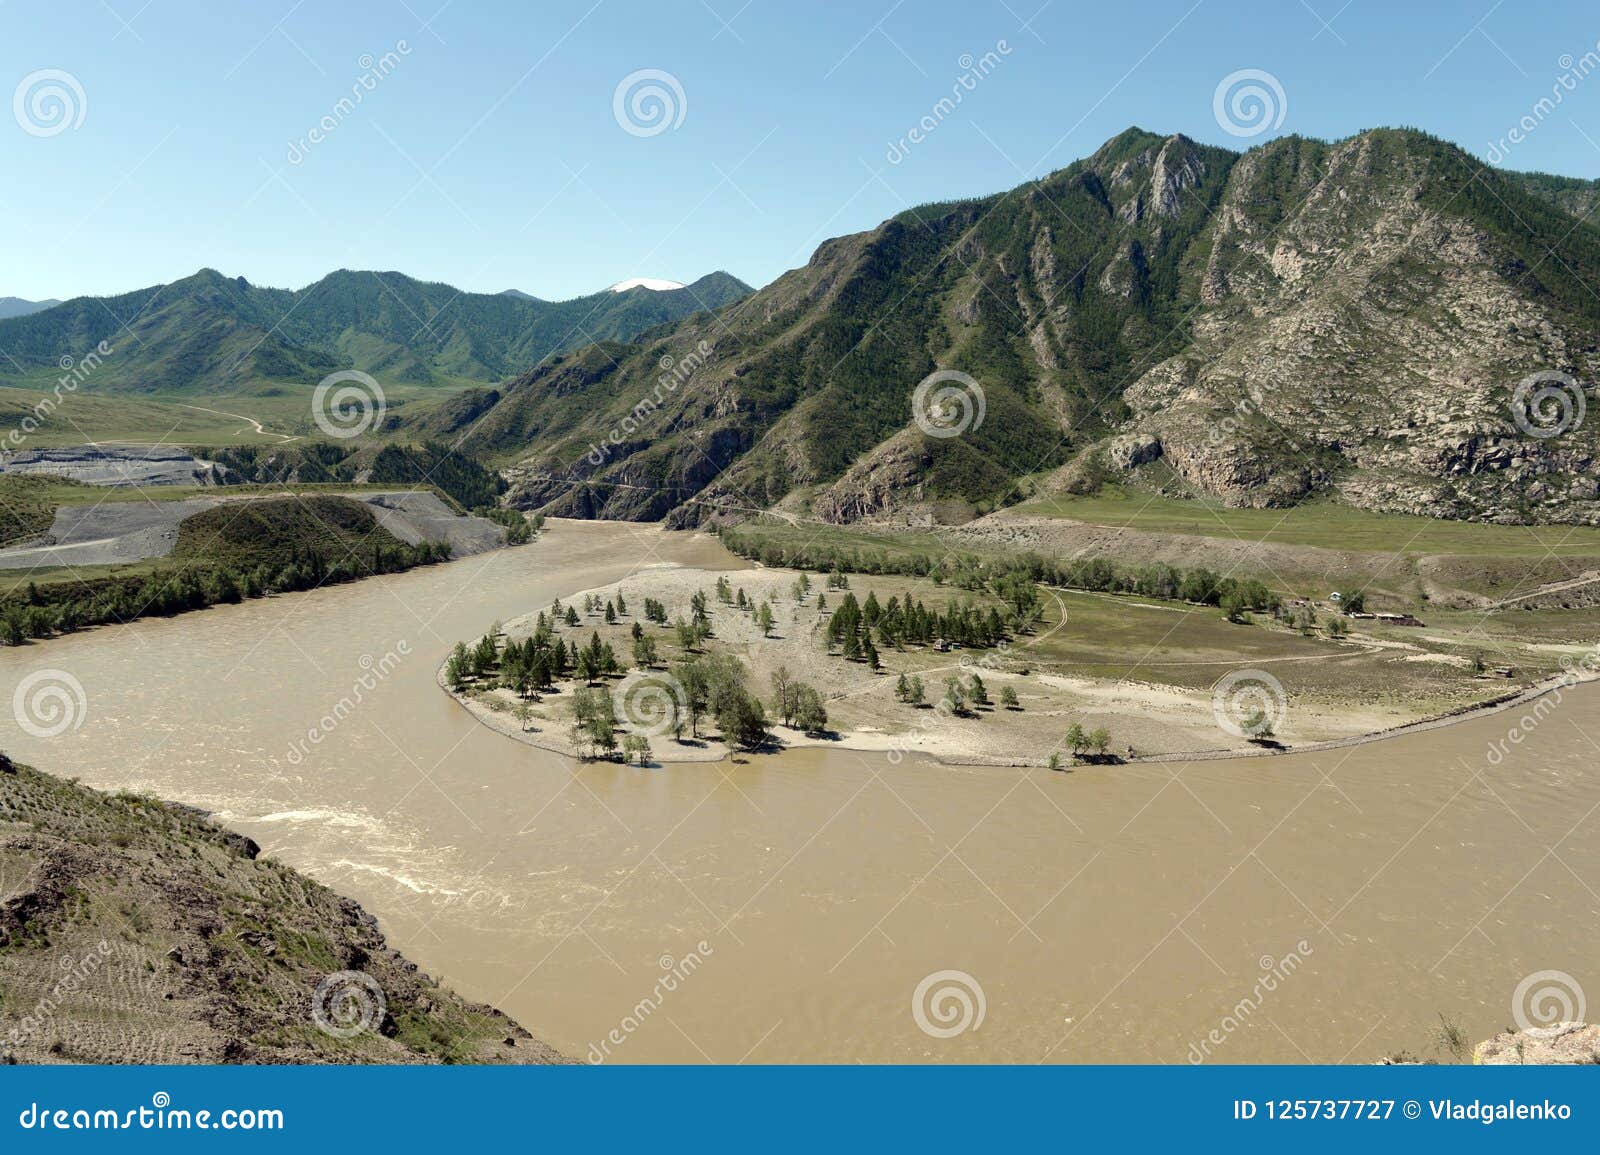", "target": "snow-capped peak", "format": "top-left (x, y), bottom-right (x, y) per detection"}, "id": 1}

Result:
top-left (608, 277), bottom-right (686, 293)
